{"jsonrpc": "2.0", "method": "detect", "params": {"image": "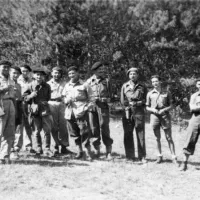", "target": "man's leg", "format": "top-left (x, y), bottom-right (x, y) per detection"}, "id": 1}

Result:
top-left (122, 116), bottom-right (135, 160)
top-left (88, 110), bottom-right (101, 156)
top-left (135, 115), bottom-right (146, 161)
top-left (67, 116), bottom-right (83, 159)
top-left (23, 115), bottom-right (33, 150)
top-left (42, 115), bottom-right (52, 151)
top-left (181, 118), bottom-right (200, 171)
top-left (0, 100), bottom-right (15, 163)
top-left (98, 107), bottom-right (113, 159)
top-left (32, 116), bottom-right (42, 154)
